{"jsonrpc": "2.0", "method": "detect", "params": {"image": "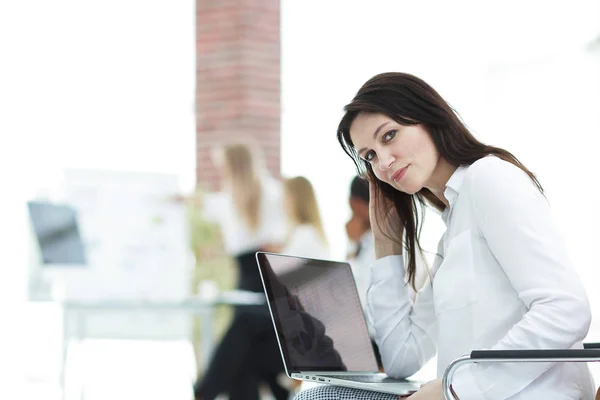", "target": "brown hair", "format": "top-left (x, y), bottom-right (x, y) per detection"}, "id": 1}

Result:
top-left (222, 143), bottom-right (263, 232)
top-left (283, 176), bottom-right (328, 245)
top-left (337, 72), bottom-right (543, 290)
